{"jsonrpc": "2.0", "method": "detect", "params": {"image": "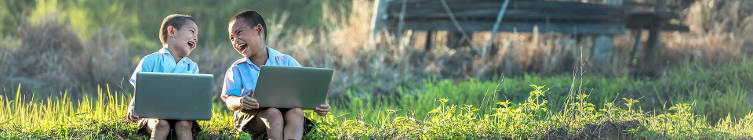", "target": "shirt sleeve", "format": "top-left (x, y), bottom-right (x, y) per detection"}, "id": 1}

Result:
top-left (129, 55), bottom-right (155, 88)
top-left (286, 55), bottom-right (302, 67)
top-left (221, 66), bottom-right (243, 102)
top-left (191, 62), bottom-right (200, 74)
